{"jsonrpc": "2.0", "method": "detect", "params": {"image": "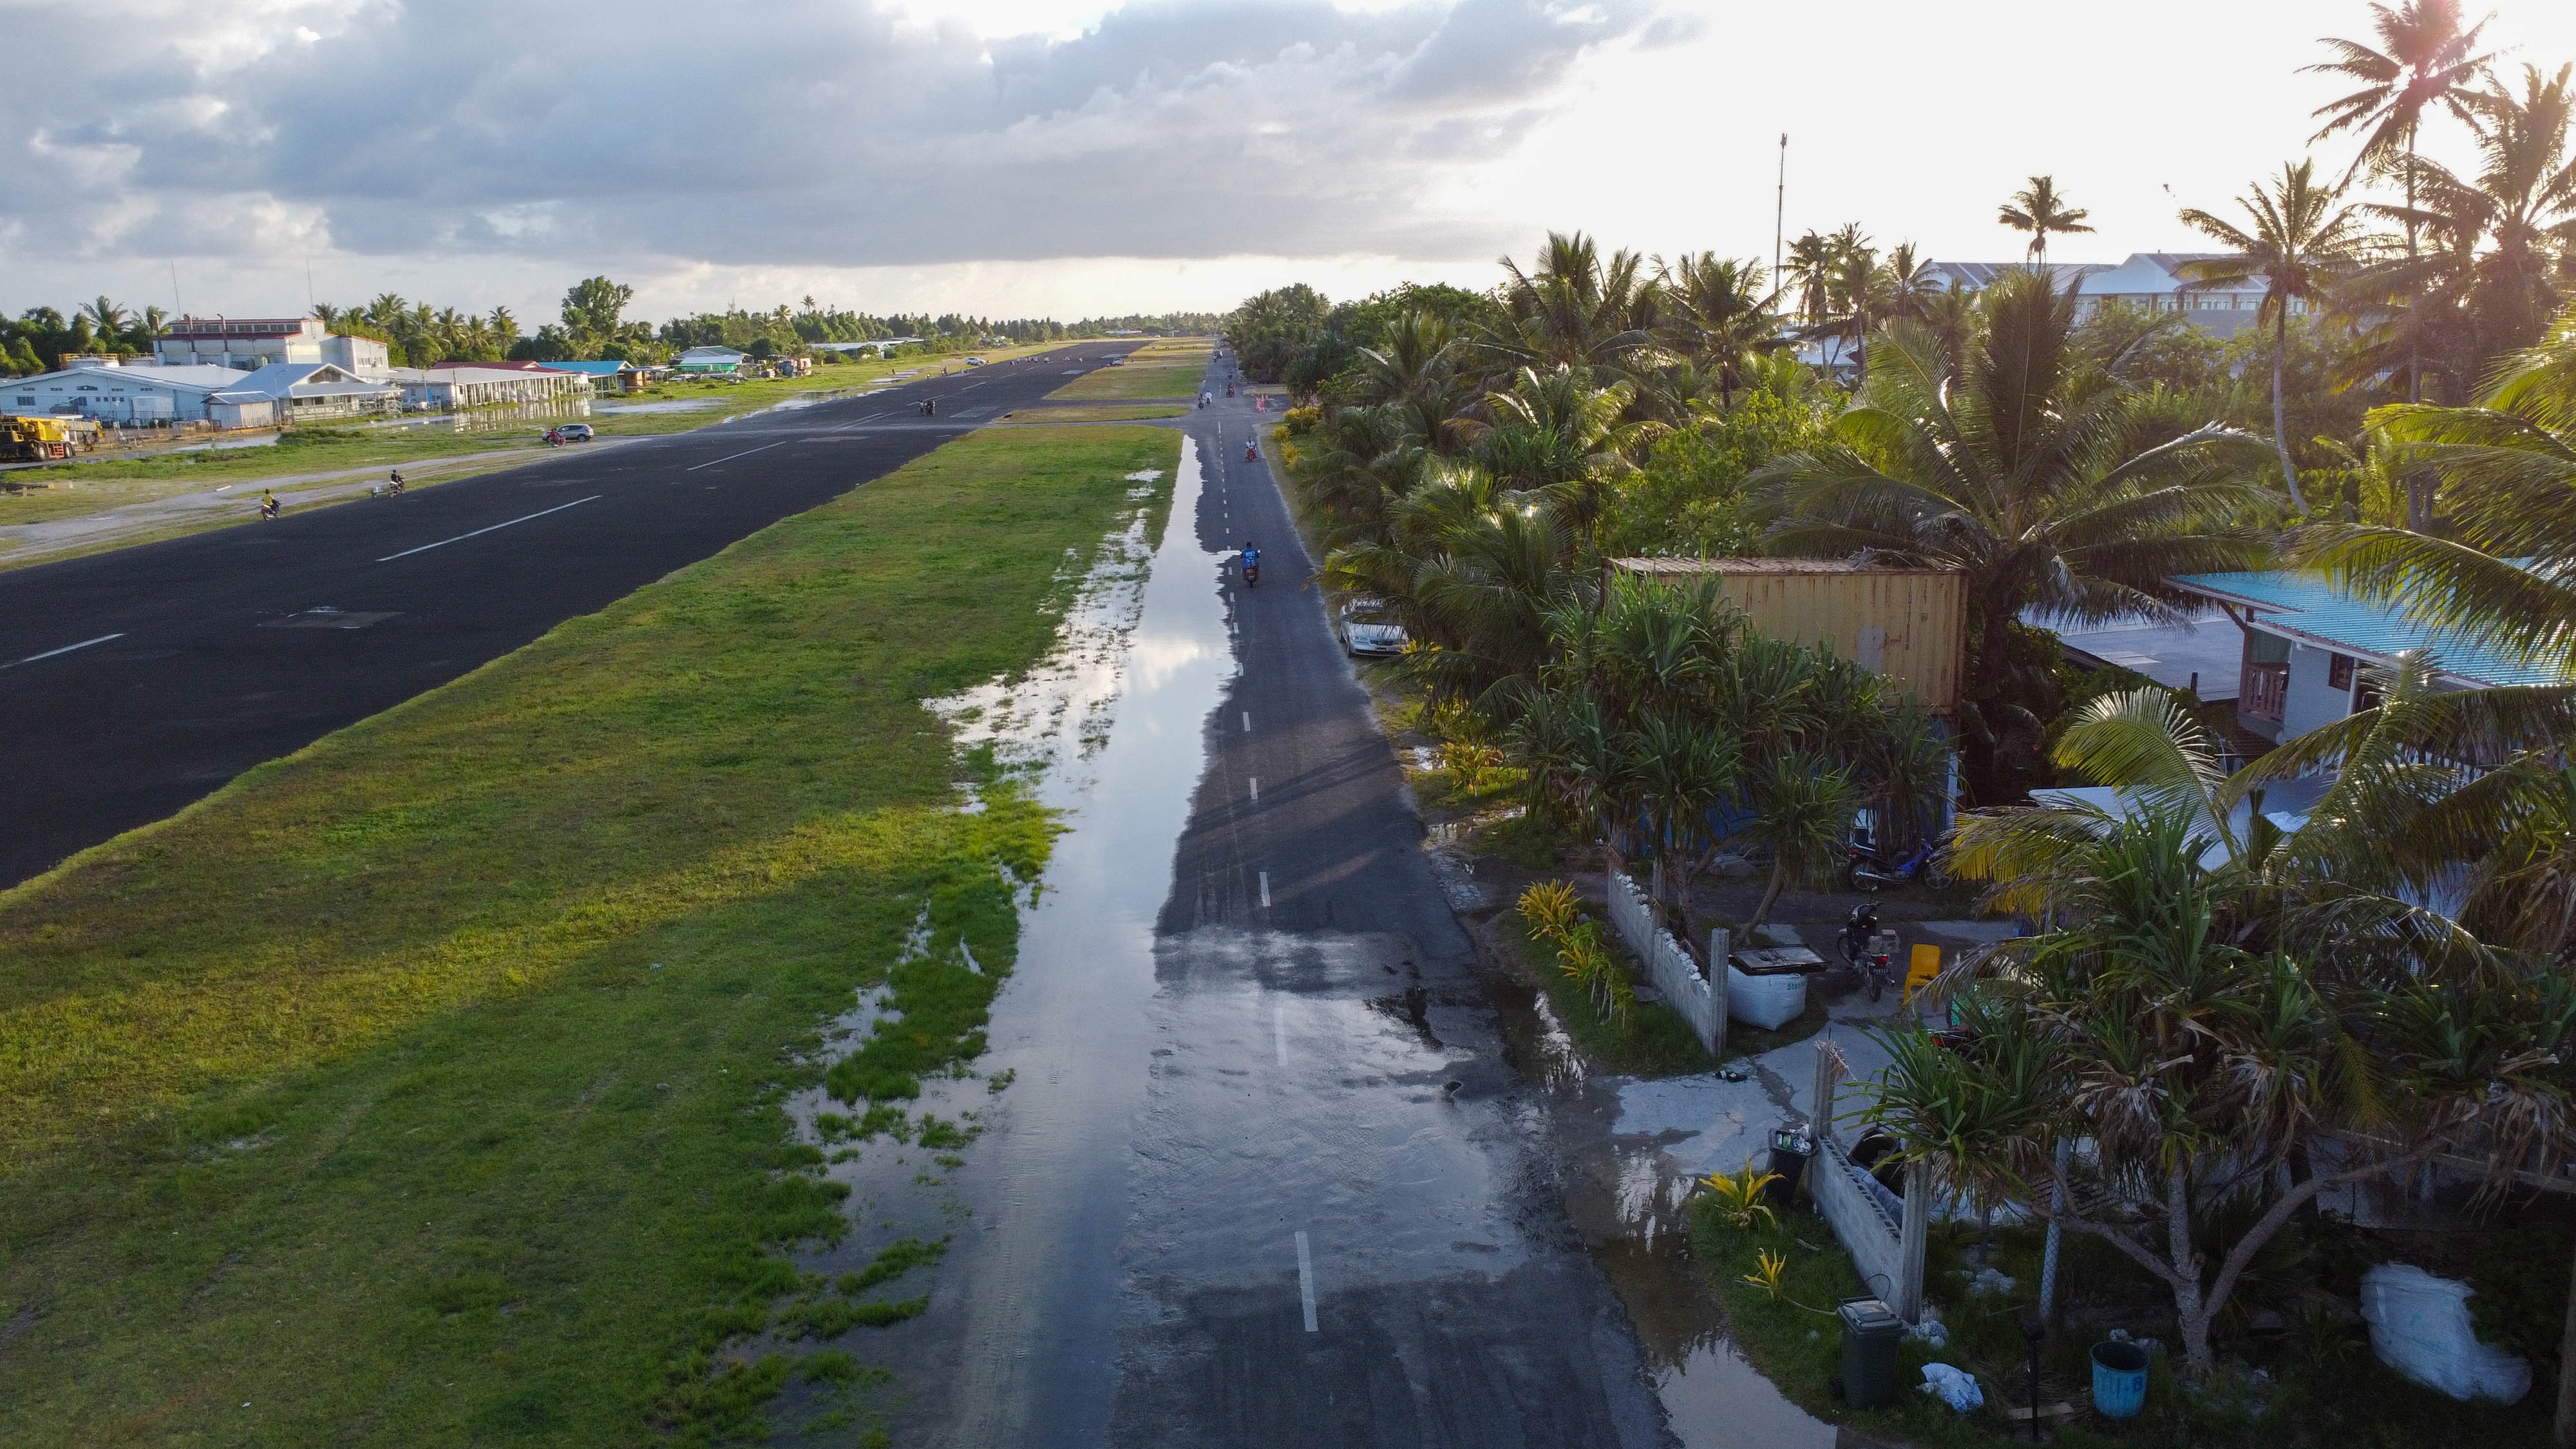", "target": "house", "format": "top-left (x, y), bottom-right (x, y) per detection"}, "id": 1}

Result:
top-left (5, 357), bottom-right (250, 423)
top-left (2169, 568), bottom-right (2572, 744)
top-left (225, 363), bottom-right (400, 421)
top-left (1922, 254), bottom-right (2287, 340)
top-left (534, 359), bottom-right (646, 393)
top-left (674, 346), bottom-right (746, 374)
top-left (388, 364), bottom-right (592, 410)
